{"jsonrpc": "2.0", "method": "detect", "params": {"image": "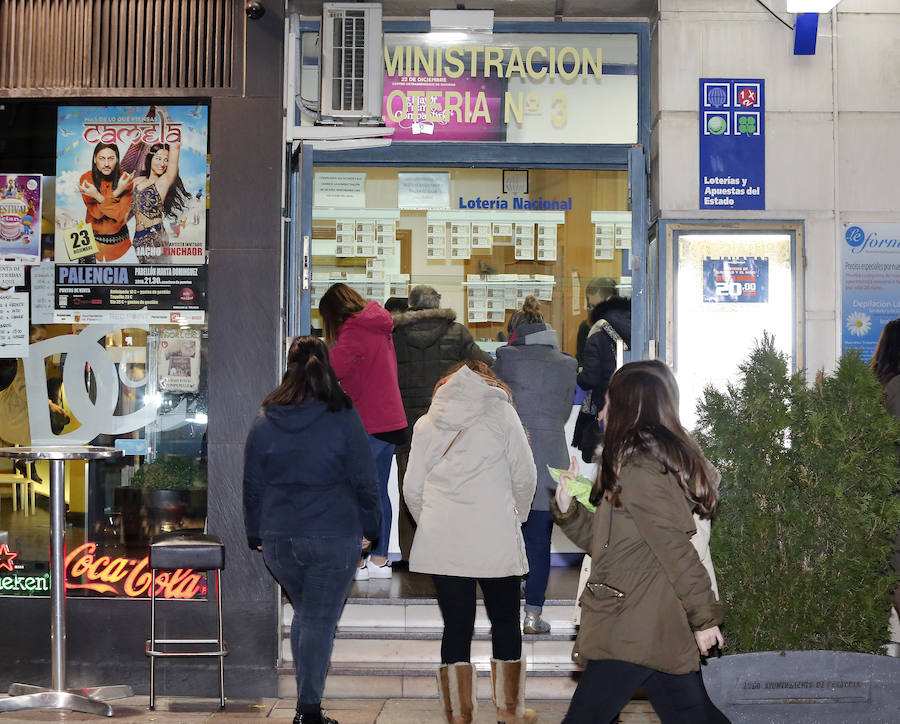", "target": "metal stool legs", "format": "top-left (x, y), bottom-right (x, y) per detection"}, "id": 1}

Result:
top-left (146, 564), bottom-right (227, 710)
